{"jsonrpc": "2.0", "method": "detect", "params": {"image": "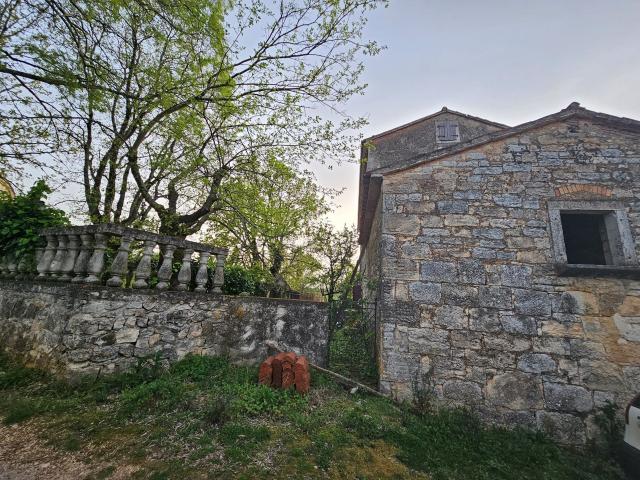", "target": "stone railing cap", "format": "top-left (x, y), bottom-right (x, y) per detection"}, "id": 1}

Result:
top-left (41, 224), bottom-right (227, 256)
